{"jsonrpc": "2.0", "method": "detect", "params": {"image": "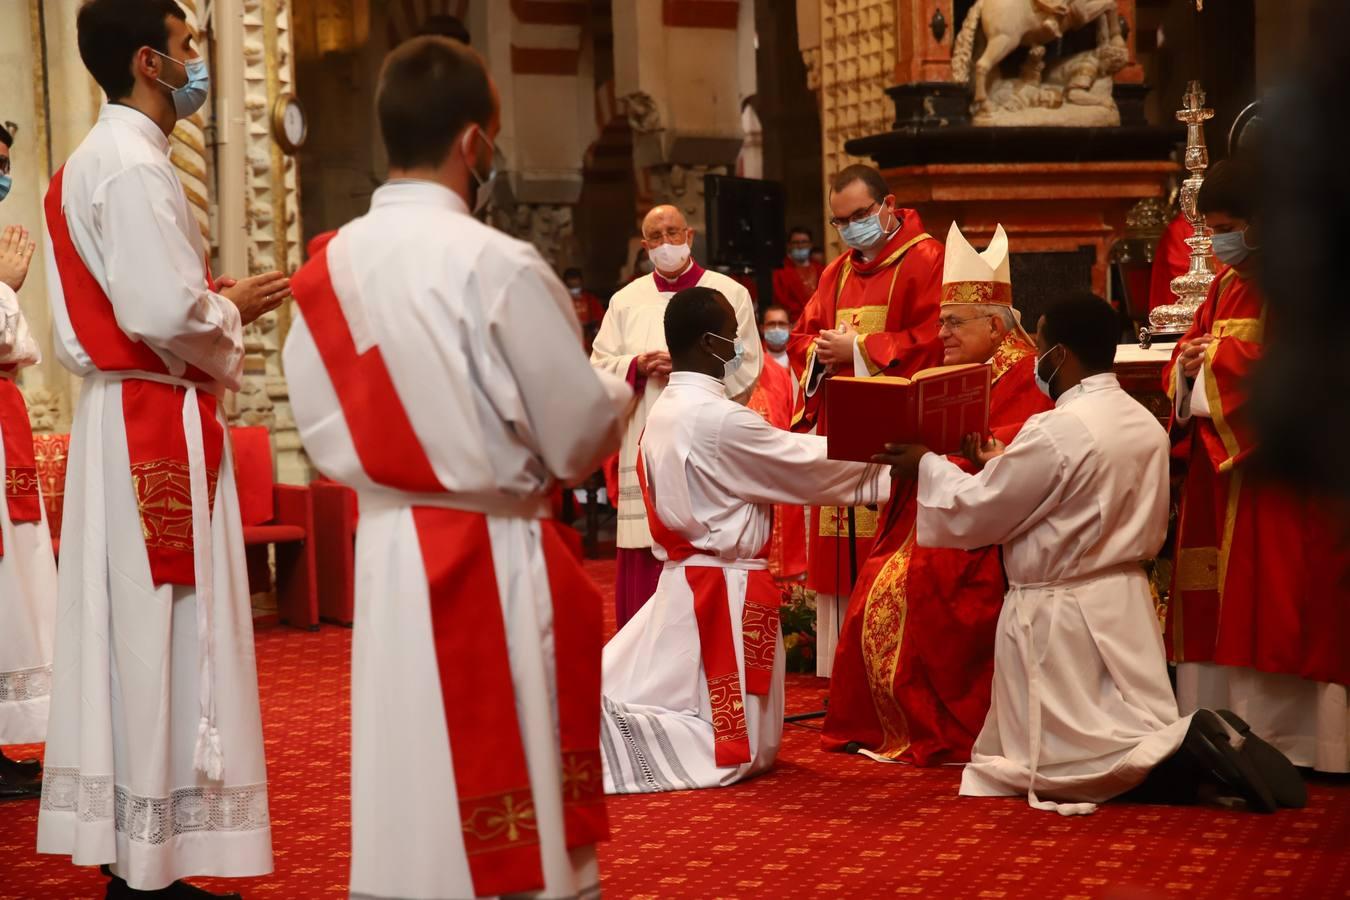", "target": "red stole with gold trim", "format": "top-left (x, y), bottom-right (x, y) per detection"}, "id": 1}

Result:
top-left (290, 243), bottom-right (607, 895)
top-left (44, 166), bottom-right (220, 586)
top-left (635, 449), bottom-right (779, 766)
top-left (0, 373), bottom-right (41, 556)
